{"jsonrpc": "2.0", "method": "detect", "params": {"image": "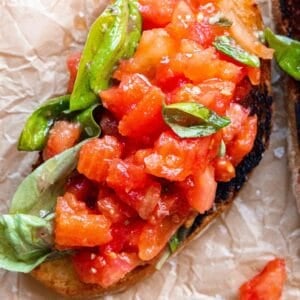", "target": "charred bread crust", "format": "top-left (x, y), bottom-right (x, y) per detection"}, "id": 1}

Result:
top-left (272, 0), bottom-right (300, 208)
top-left (30, 7), bottom-right (273, 300)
